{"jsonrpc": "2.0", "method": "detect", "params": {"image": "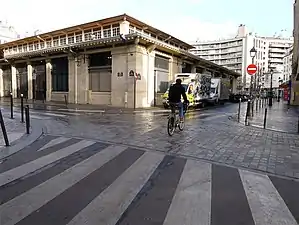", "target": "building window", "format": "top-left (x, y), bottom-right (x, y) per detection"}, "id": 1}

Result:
top-left (23, 45), bottom-right (27, 52)
top-left (103, 26), bottom-right (111, 38)
top-left (112, 24), bottom-right (120, 37)
top-left (84, 30), bottom-right (92, 41)
top-left (75, 34), bottom-right (82, 43)
top-left (51, 58), bottom-right (69, 92)
top-left (29, 44), bottom-right (33, 51)
top-left (46, 40), bottom-right (52, 48)
top-left (68, 35), bottom-right (75, 44)
top-left (34, 42), bottom-right (39, 50)
top-left (18, 46), bottom-right (22, 53)
top-left (60, 36), bottom-right (66, 45)
top-left (40, 42), bottom-right (45, 49)
top-left (129, 25), bottom-right (135, 33)
top-left (89, 70), bottom-right (111, 92)
top-left (53, 38), bottom-right (59, 46)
